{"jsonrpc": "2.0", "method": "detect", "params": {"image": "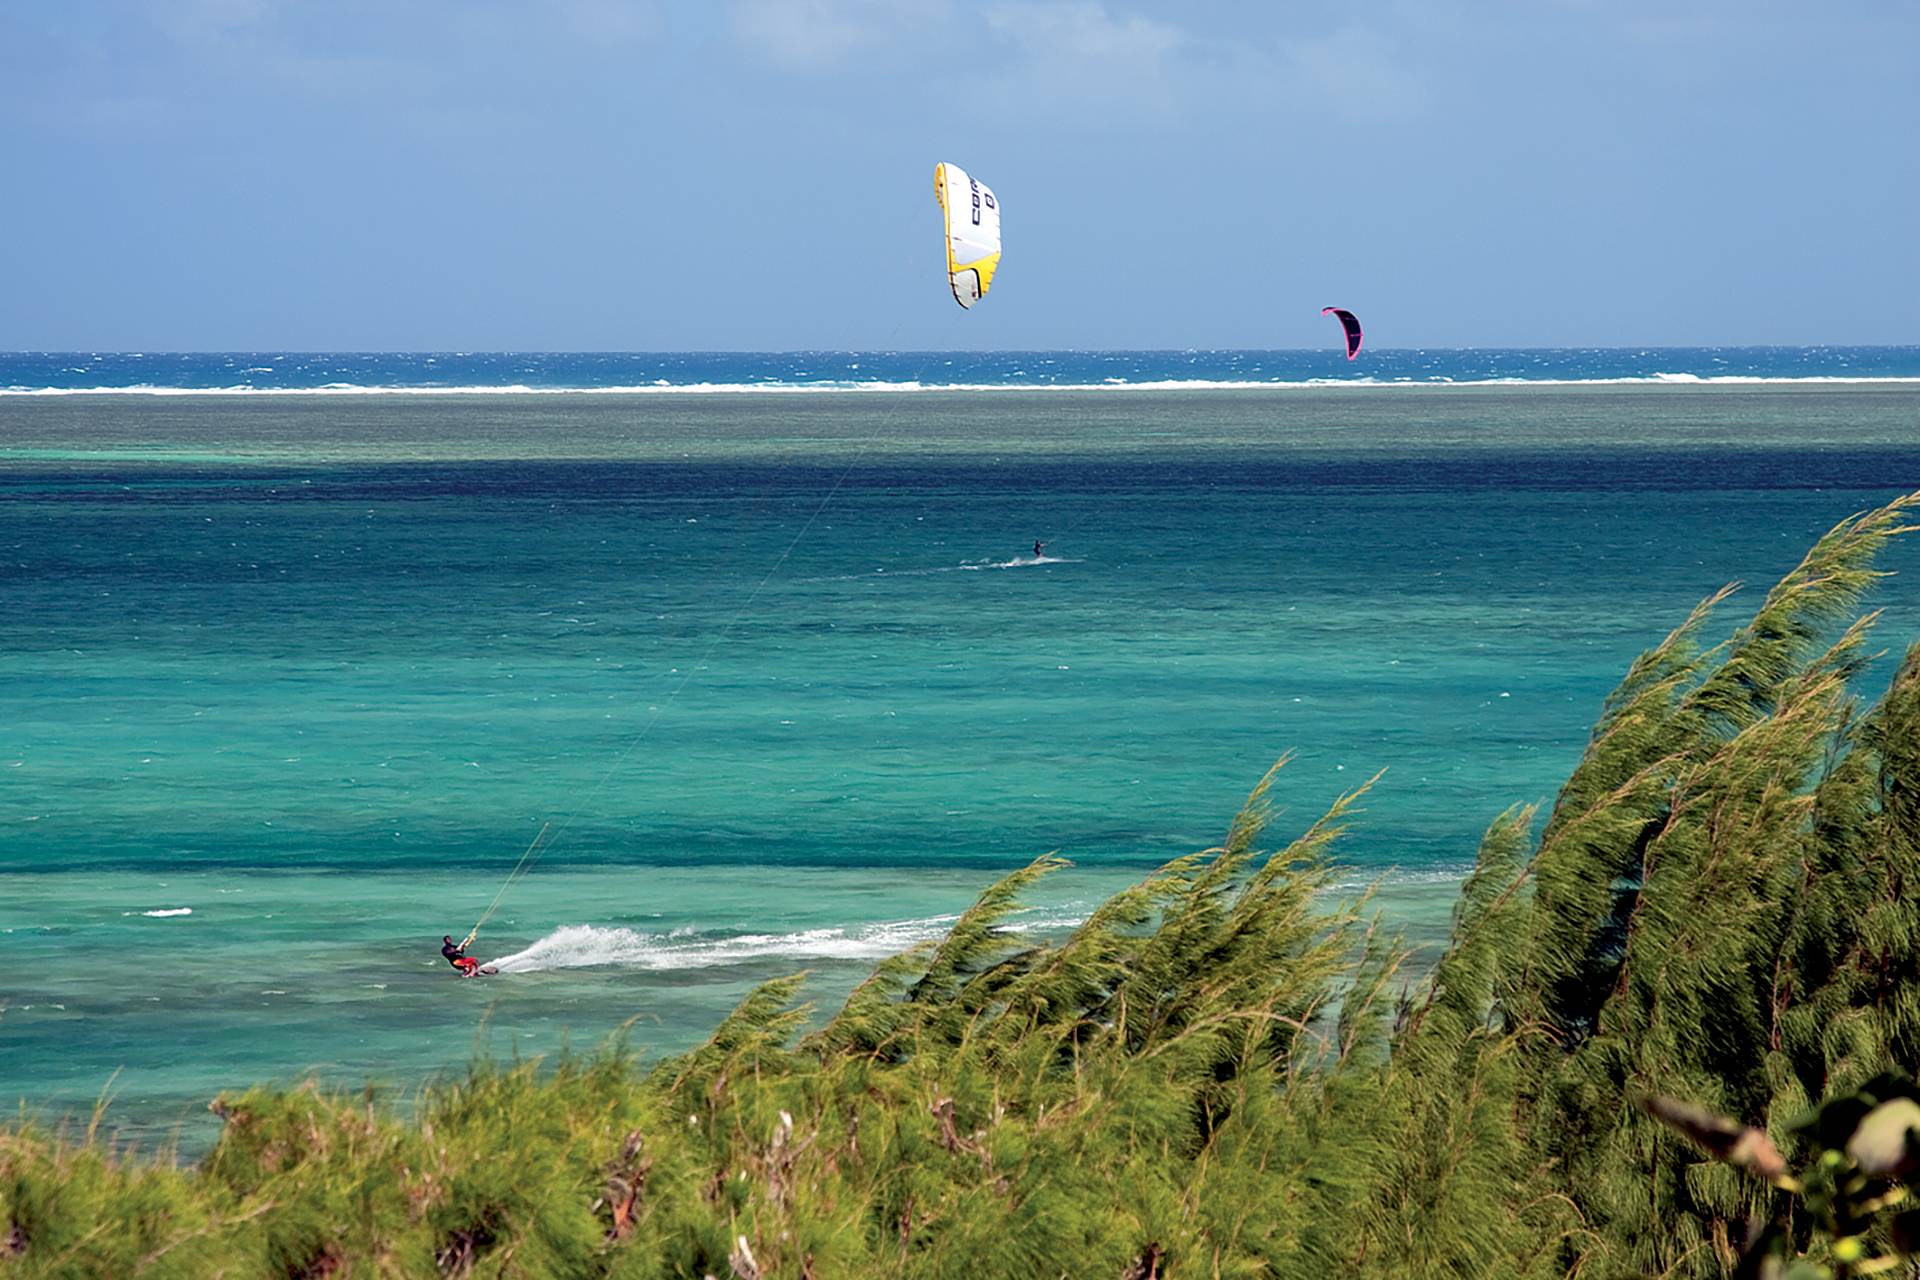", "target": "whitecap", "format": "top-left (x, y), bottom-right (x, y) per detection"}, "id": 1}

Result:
top-left (5, 374), bottom-right (1915, 397)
